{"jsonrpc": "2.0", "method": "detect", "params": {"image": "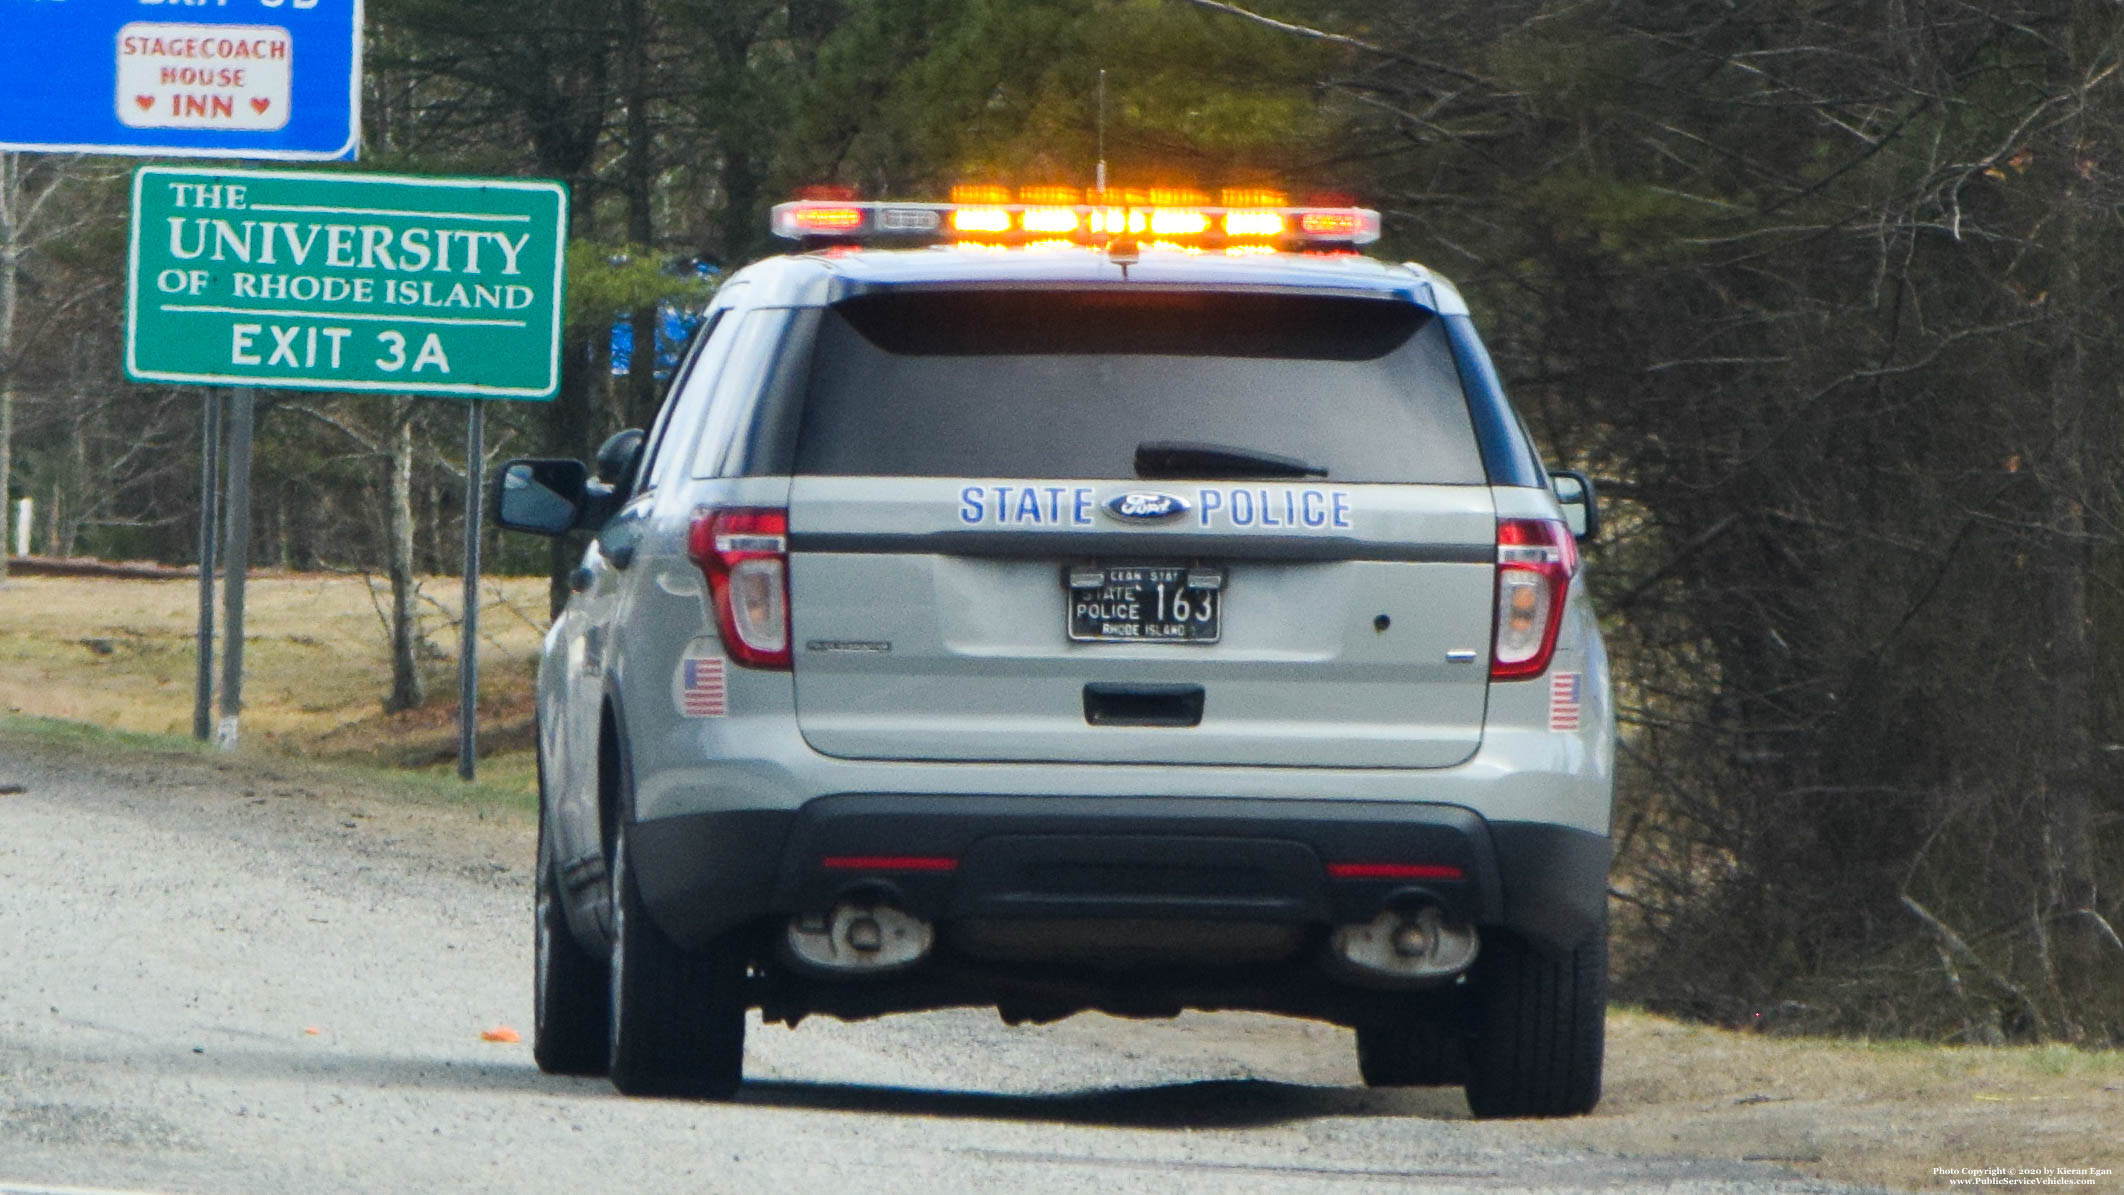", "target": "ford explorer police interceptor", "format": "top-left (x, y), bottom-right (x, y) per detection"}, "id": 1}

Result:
top-left (493, 186), bottom-right (1613, 1117)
